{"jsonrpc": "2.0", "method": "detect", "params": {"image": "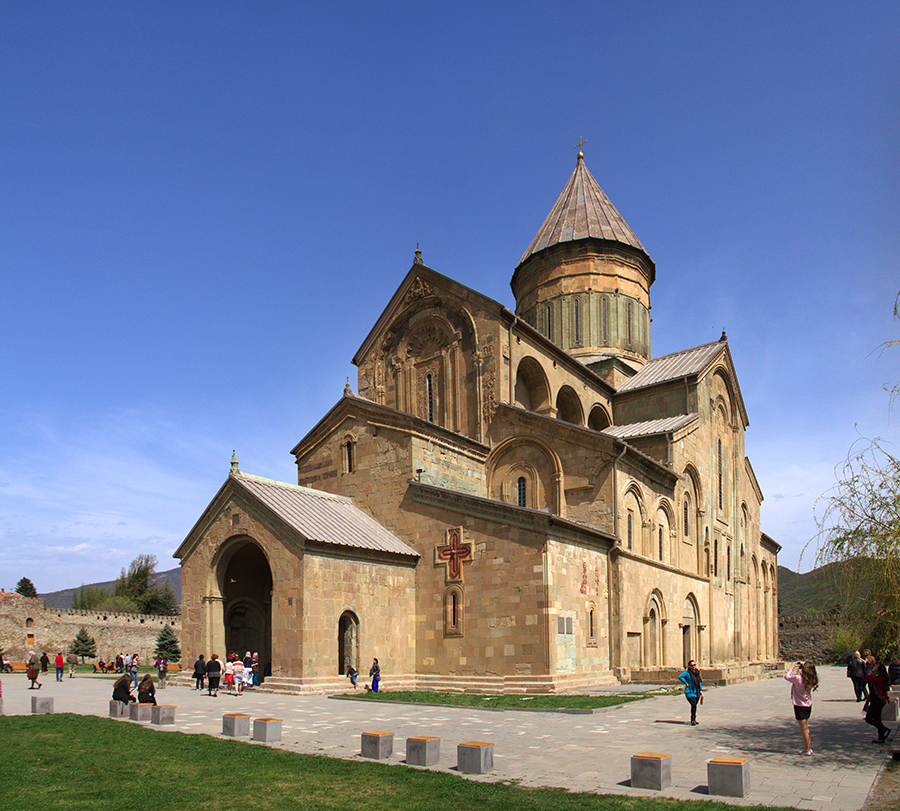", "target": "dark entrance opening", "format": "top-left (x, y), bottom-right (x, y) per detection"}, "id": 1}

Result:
top-left (338, 611), bottom-right (359, 675)
top-left (223, 543), bottom-right (272, 680)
